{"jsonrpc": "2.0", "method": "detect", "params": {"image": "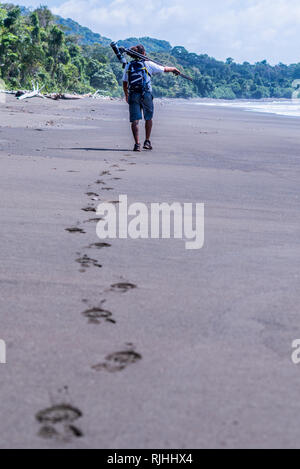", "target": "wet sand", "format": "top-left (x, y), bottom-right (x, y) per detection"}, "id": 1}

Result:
top-left (0, 95), bottom-right (300, 448)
